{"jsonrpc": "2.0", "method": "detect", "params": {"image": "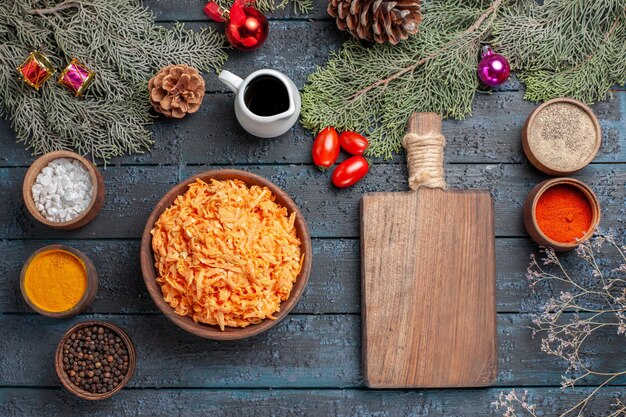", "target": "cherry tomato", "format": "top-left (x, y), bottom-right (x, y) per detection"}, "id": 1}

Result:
top-left (312, 127), bottom-right (340, 170)
top-left (331, 156), bottom-right (369, 188)
top-left (339, 131), bottom-right (369, 155)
